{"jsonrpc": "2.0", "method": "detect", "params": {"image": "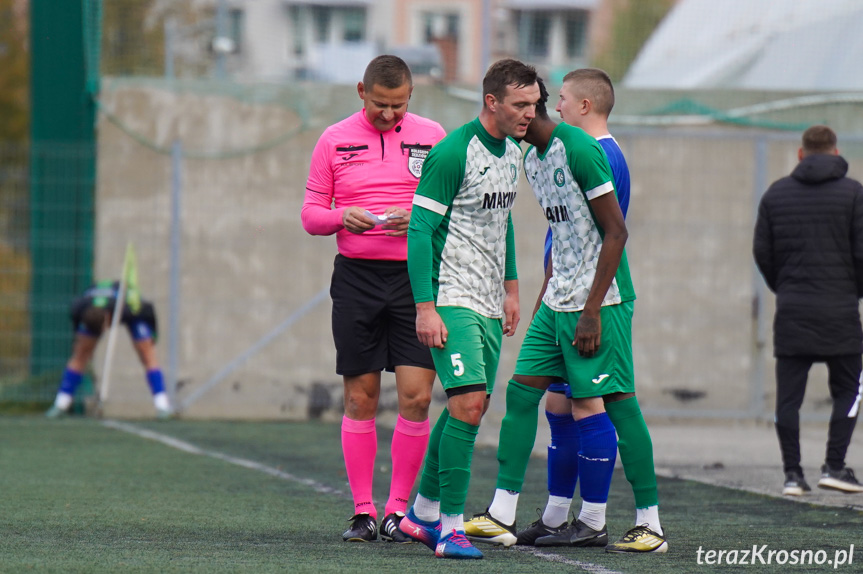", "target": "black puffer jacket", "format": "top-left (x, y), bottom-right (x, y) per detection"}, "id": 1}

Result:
top-left (753, 153), bottom-right (863, 356)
